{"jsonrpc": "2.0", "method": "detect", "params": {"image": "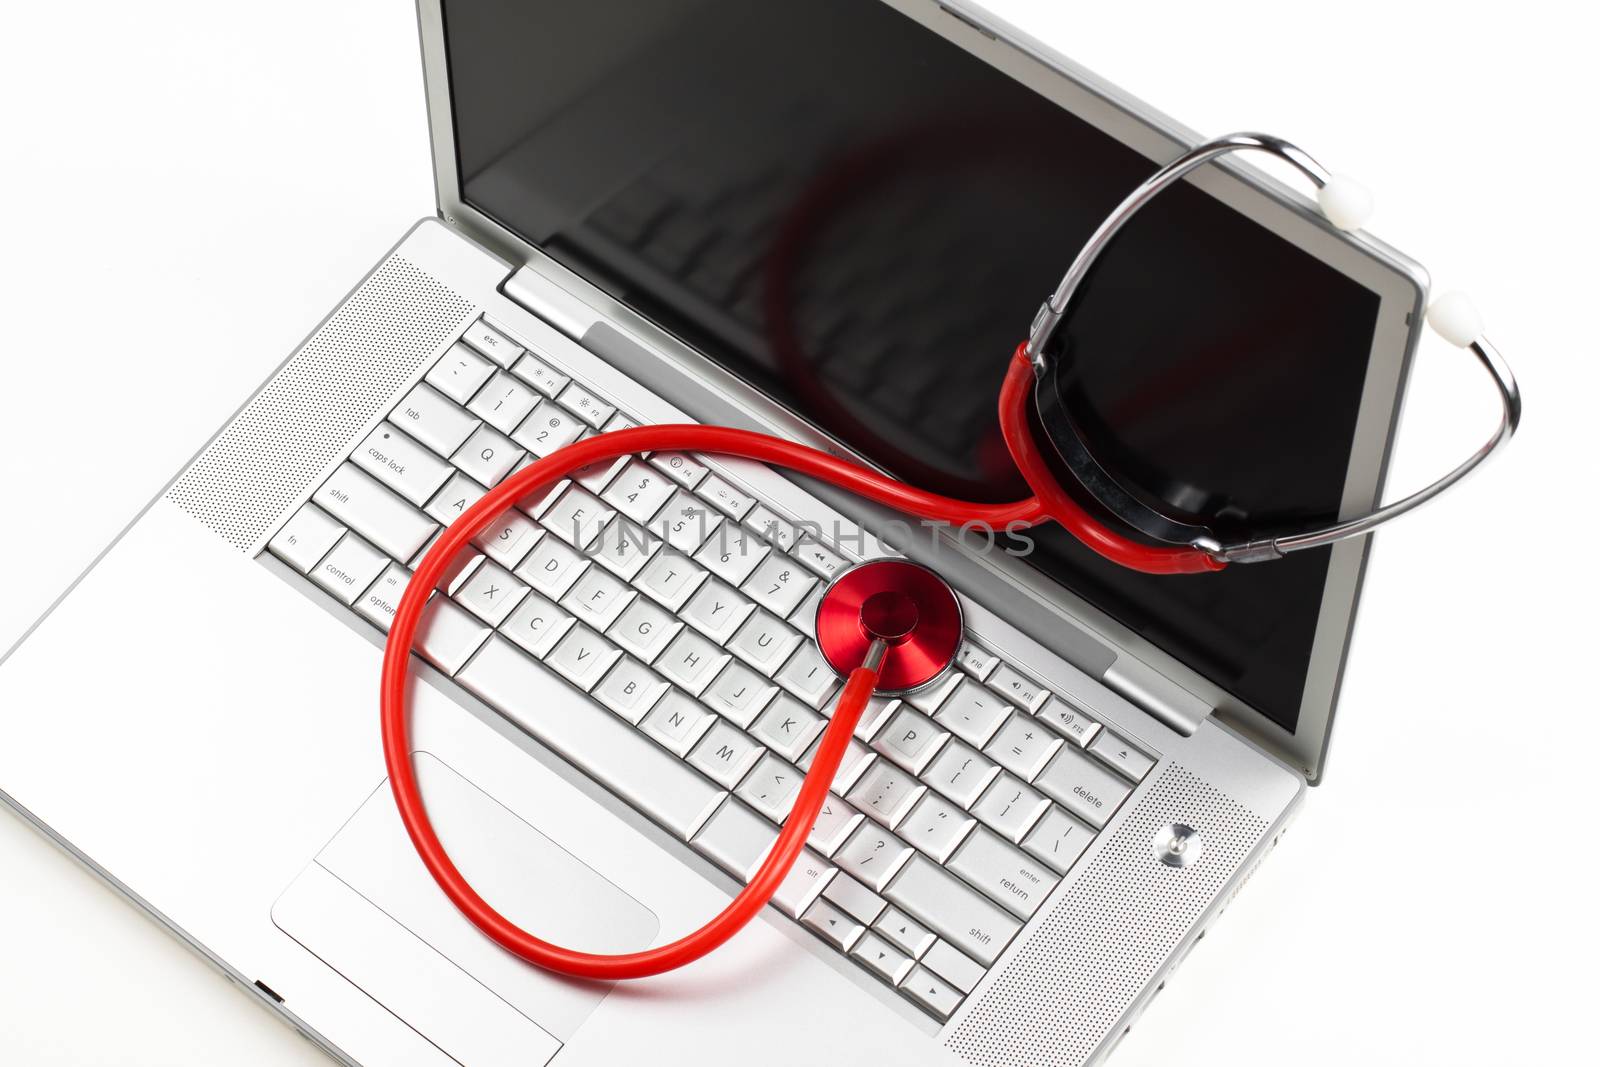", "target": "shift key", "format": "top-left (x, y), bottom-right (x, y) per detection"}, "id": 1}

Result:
top-left (884, 854), bottom-right (1020, 967)
top-left (314, 463), bottom-right (438, 562)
